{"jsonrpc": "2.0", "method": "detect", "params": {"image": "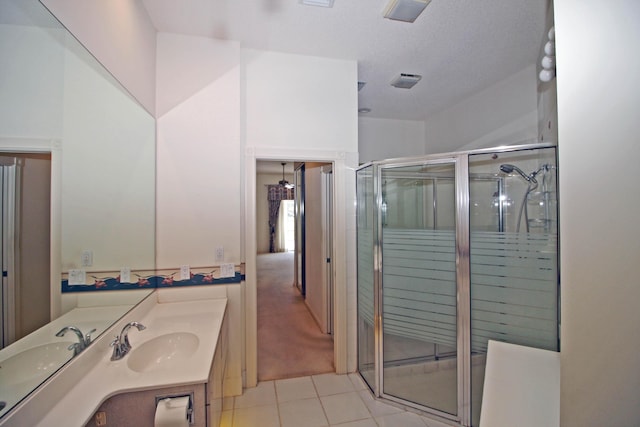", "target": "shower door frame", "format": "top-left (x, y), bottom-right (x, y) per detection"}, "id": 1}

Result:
top-left (359, 142), bottom-right (558, 426)
top-left (373, 154), bottom-right (471, 425)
